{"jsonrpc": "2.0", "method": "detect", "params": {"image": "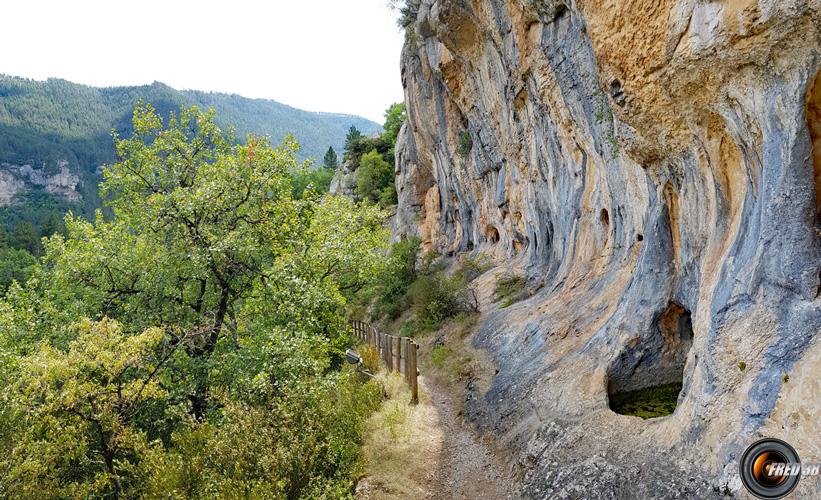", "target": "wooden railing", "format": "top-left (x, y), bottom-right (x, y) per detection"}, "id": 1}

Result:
top-left (351, 320), bottom-right (419, 404)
